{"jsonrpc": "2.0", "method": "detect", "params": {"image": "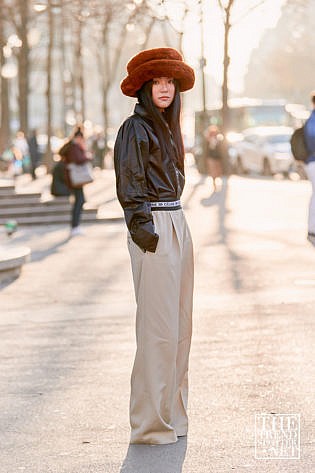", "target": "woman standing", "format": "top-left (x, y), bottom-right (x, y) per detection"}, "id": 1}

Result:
top-left (59, 127), bottom-right (88, 236)
top-left (114, 48), bottom-right (195, 444)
